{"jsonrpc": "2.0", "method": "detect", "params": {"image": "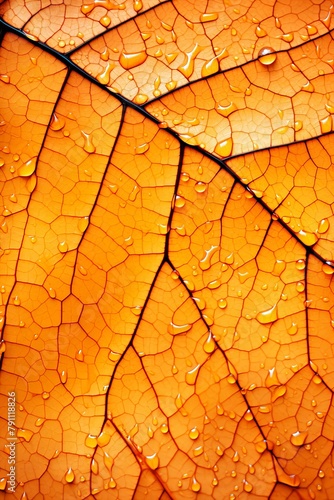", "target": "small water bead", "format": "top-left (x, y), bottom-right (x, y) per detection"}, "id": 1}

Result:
top-left (296, 282), bottom-right (305, 293)
top-left (203, 330), bottom-right (215, 353)
top-left (318, 218), bottom-right (330, 234)
top-left (50, 113), bottom-right (65, 131)
top-left (17, 428), bottom-right (33, 441)
top-left (65, 468), bottom-right (75, 483)
top-left (13, 296), bottom-right (21, 306)
top-left (91, 459), bottom-right (99, 474)
top-left (0, 74), bottom-right (10, 84)
top-left (76, 349), bottom-right (84, 362)
top-left (243, 480), bottom-right (253, 493)
top-left (58, 241), bottom-right (68, 253)
top-left (100, 15), bottom-right (111, 27)
top-left (59, 369), bottom-right (68, 384)
top-left (189, 427), bottom-right (199, 440)
top-left (218, 298), bottom-right (227, 309)
top-left (281, 33), bottom-right (294, 42)
top-left (323, 262), bottom-right (334, 274)
top-left (195, 181), bottom-right (207, 193)
top-left (174, 195), bottom-right (185, 208)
